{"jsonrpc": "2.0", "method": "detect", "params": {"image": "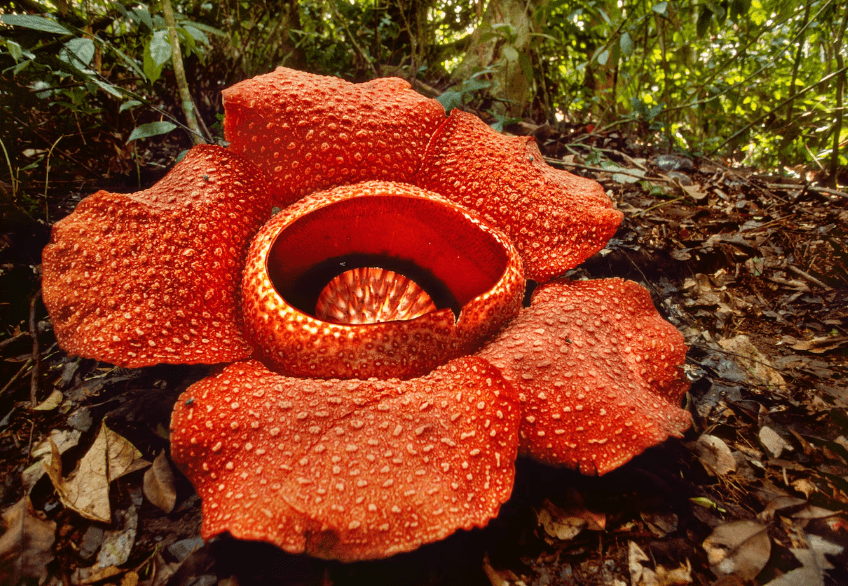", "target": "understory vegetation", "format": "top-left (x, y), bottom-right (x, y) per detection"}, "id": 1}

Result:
top-left (1, 0), bottom-right (845, 225)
